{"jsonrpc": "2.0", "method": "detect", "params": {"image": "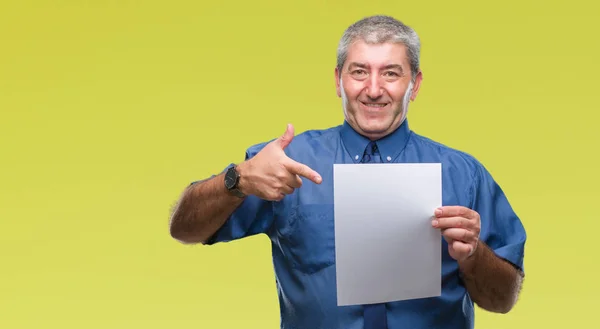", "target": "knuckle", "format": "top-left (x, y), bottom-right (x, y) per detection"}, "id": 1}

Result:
top-left (272, 180), bottom-right (283, 189)
top-left (275, 170), bottom-right (286, 180)
top-left (463, 218), bottom-right (471, 228)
